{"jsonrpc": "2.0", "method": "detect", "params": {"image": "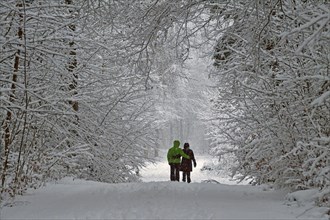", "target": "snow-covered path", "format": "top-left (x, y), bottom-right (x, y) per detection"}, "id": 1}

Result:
top-left (0, 179), bottom-right (296, 219)
top-left (1, 155), bottom-right (328, 219)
